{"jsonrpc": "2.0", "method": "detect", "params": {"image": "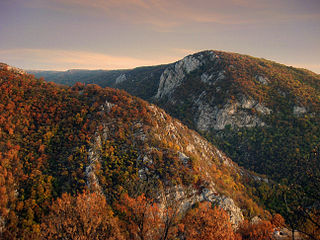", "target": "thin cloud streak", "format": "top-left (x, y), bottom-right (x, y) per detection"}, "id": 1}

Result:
top-left (33, 0), bottom-right (320, 30)
top-left (0, 48), bottom-right (179, 70)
